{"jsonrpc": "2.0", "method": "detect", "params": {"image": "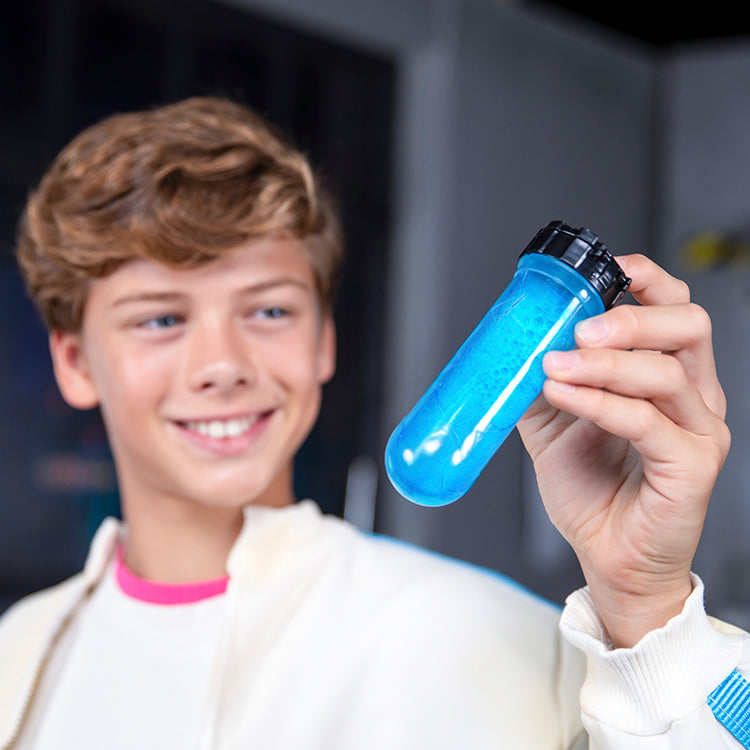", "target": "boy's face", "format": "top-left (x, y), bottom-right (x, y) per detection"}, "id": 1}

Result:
top-left (49, 234), bottom-right (336, 515)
